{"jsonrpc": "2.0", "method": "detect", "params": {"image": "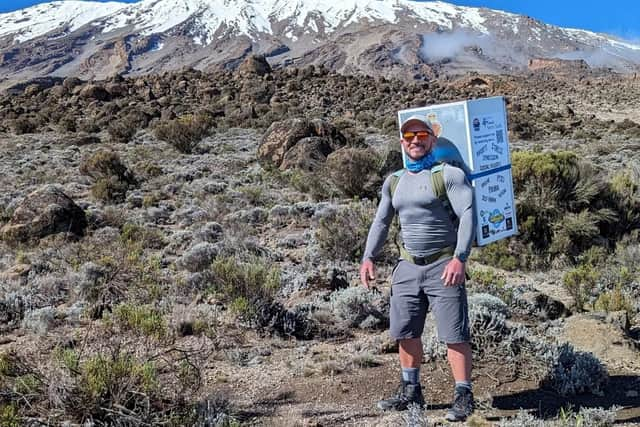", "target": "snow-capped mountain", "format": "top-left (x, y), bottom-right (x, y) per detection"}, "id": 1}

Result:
top-left (1, 0), bottom-right (639, 84)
